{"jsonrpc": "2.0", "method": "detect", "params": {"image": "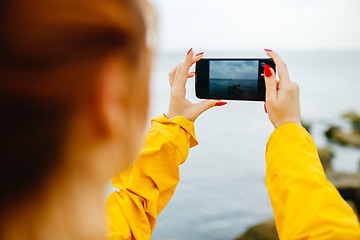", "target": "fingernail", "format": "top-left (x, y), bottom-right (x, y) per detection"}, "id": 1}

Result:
top-left (264, 49), bottom-right (273, 52)
top-left (190, 71), bottom-right (195, 74)
top-left (215, 102), bottom-right (227, 107)
top-left (264, 103), bottom-right (267, 113)
top-left (195, 52), bottom-right (204, 57)
top-left (264, 64), bottom-right (272, 77)
top-left (187, 48), bottom-right (193, 55)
